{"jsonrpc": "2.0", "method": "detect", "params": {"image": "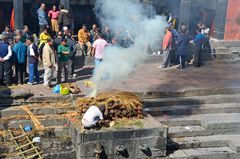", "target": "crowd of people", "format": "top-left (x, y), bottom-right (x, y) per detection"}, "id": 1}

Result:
top-left (0, 3), bottom-right (212, 89)
top-left (159, 17), bottom-right (211, 69)
top-left (0, 3), bottom-right (136, 89)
